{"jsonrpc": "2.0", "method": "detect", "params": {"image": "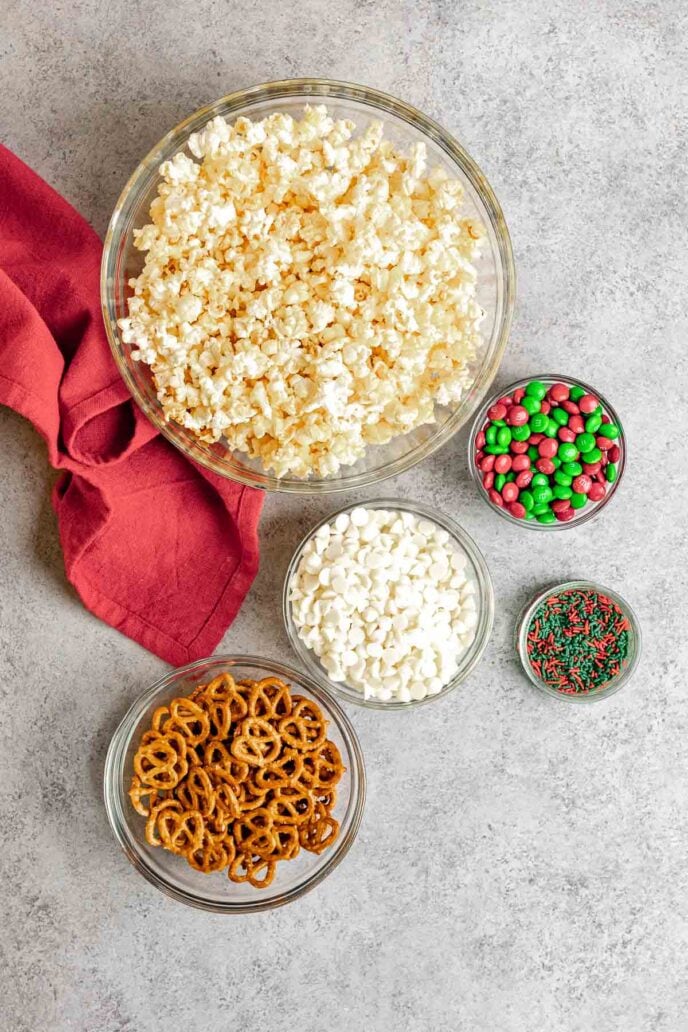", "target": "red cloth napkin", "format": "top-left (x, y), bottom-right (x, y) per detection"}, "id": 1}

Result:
top-left (0, 145), bottom-right (264, 665)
